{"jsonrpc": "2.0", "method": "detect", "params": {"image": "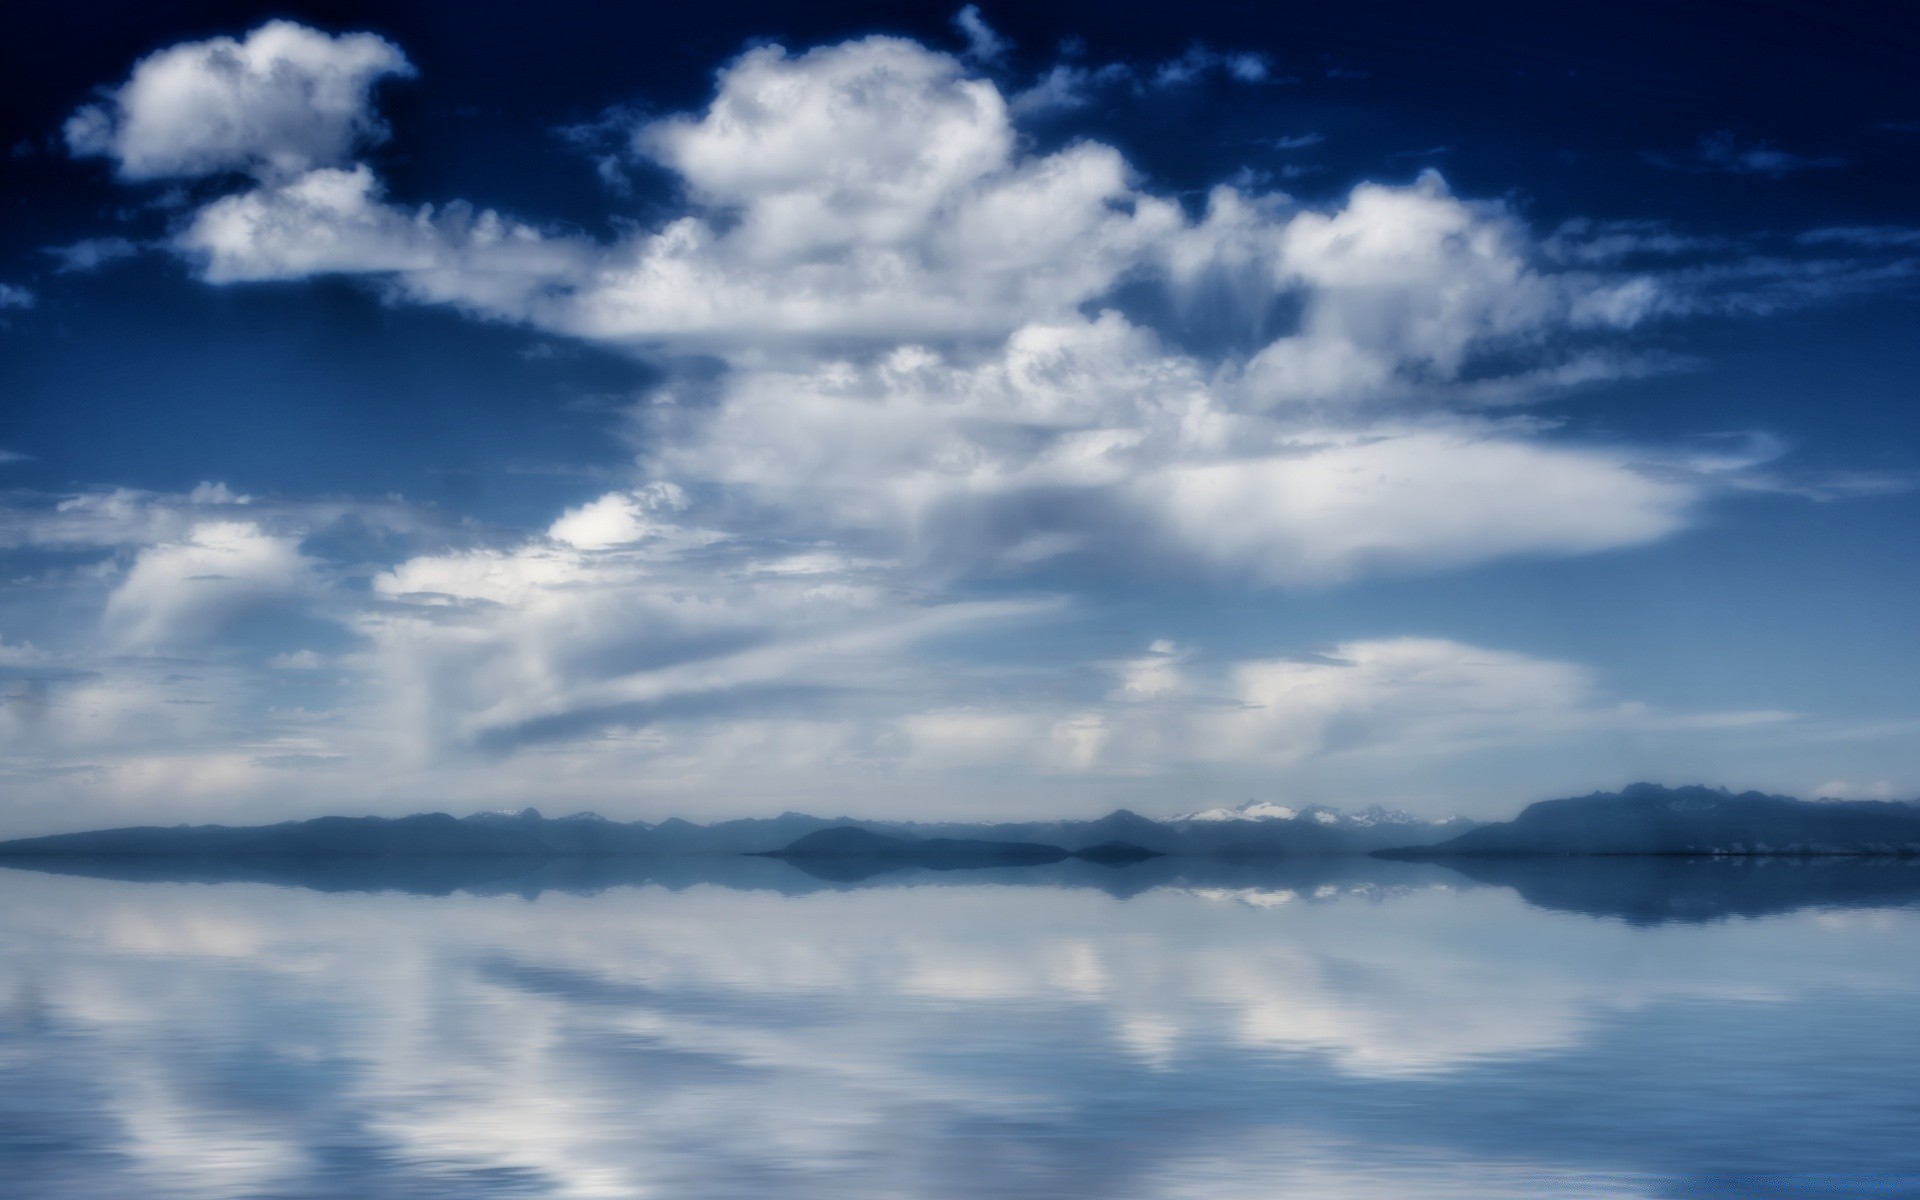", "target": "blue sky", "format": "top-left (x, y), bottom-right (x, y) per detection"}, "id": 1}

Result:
top-left (1, 1), bottom-right (1916, 833)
